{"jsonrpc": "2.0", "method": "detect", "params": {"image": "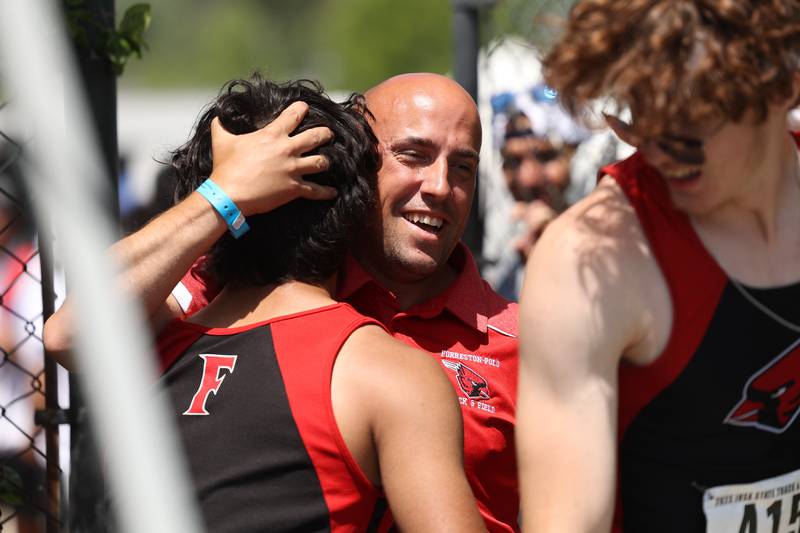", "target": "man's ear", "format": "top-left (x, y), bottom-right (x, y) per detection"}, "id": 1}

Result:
top-left (604, 113), bottom-right (642, 148)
